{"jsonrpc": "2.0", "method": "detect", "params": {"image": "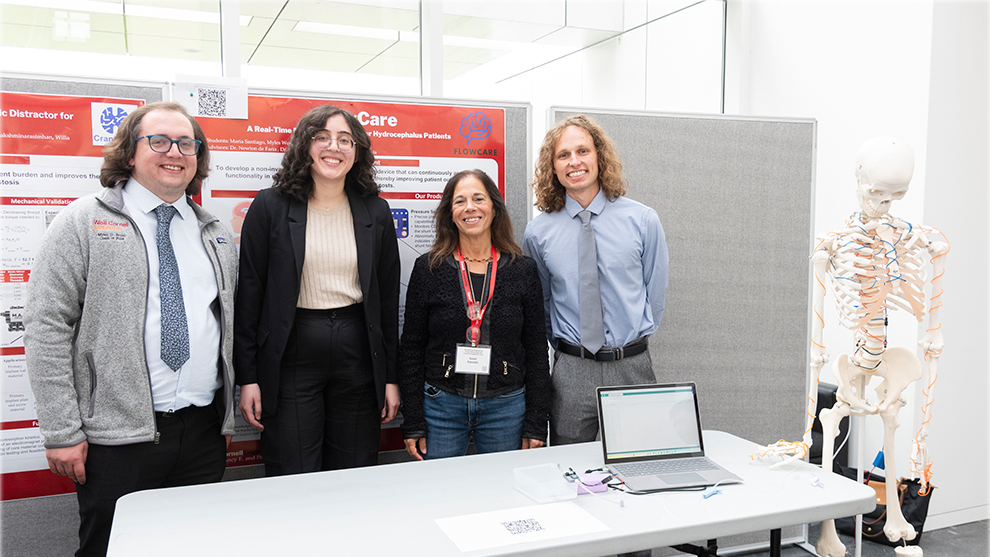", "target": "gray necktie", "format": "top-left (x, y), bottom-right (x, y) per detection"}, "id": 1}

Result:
top-left (578, 210), bottom-right (605, 354)
top-left (155, 204), bottom-right (190, 372)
